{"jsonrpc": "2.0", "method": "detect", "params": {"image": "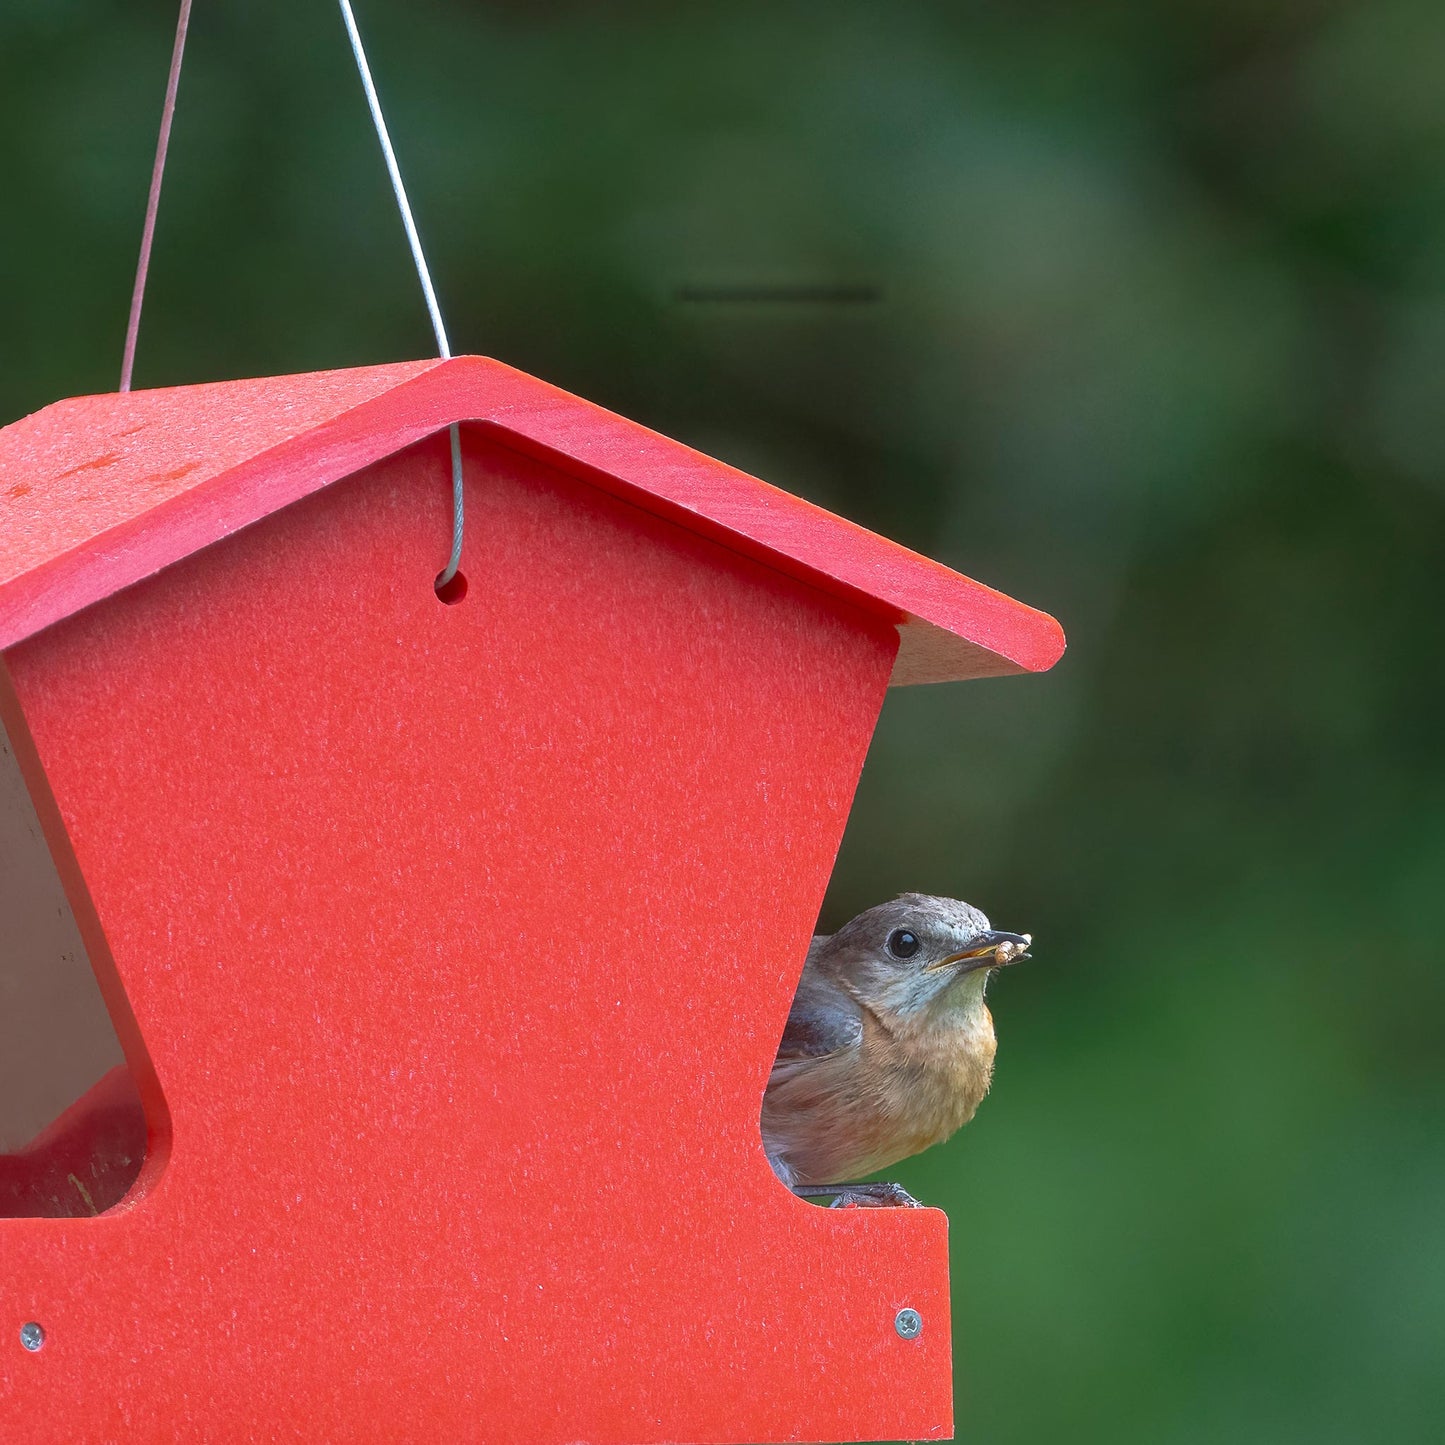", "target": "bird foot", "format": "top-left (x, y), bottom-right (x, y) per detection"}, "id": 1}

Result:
top-left (795, 1181), bottom-right (922, 1208)
top-left (830, 1181), bottom-right (922, 1209)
